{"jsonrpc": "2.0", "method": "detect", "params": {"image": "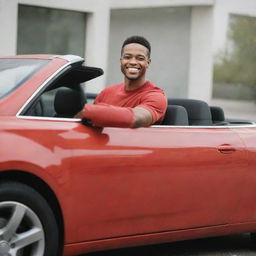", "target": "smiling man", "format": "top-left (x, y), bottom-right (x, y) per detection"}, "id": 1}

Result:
top-left (76, 36), bottom-right (167, 128)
